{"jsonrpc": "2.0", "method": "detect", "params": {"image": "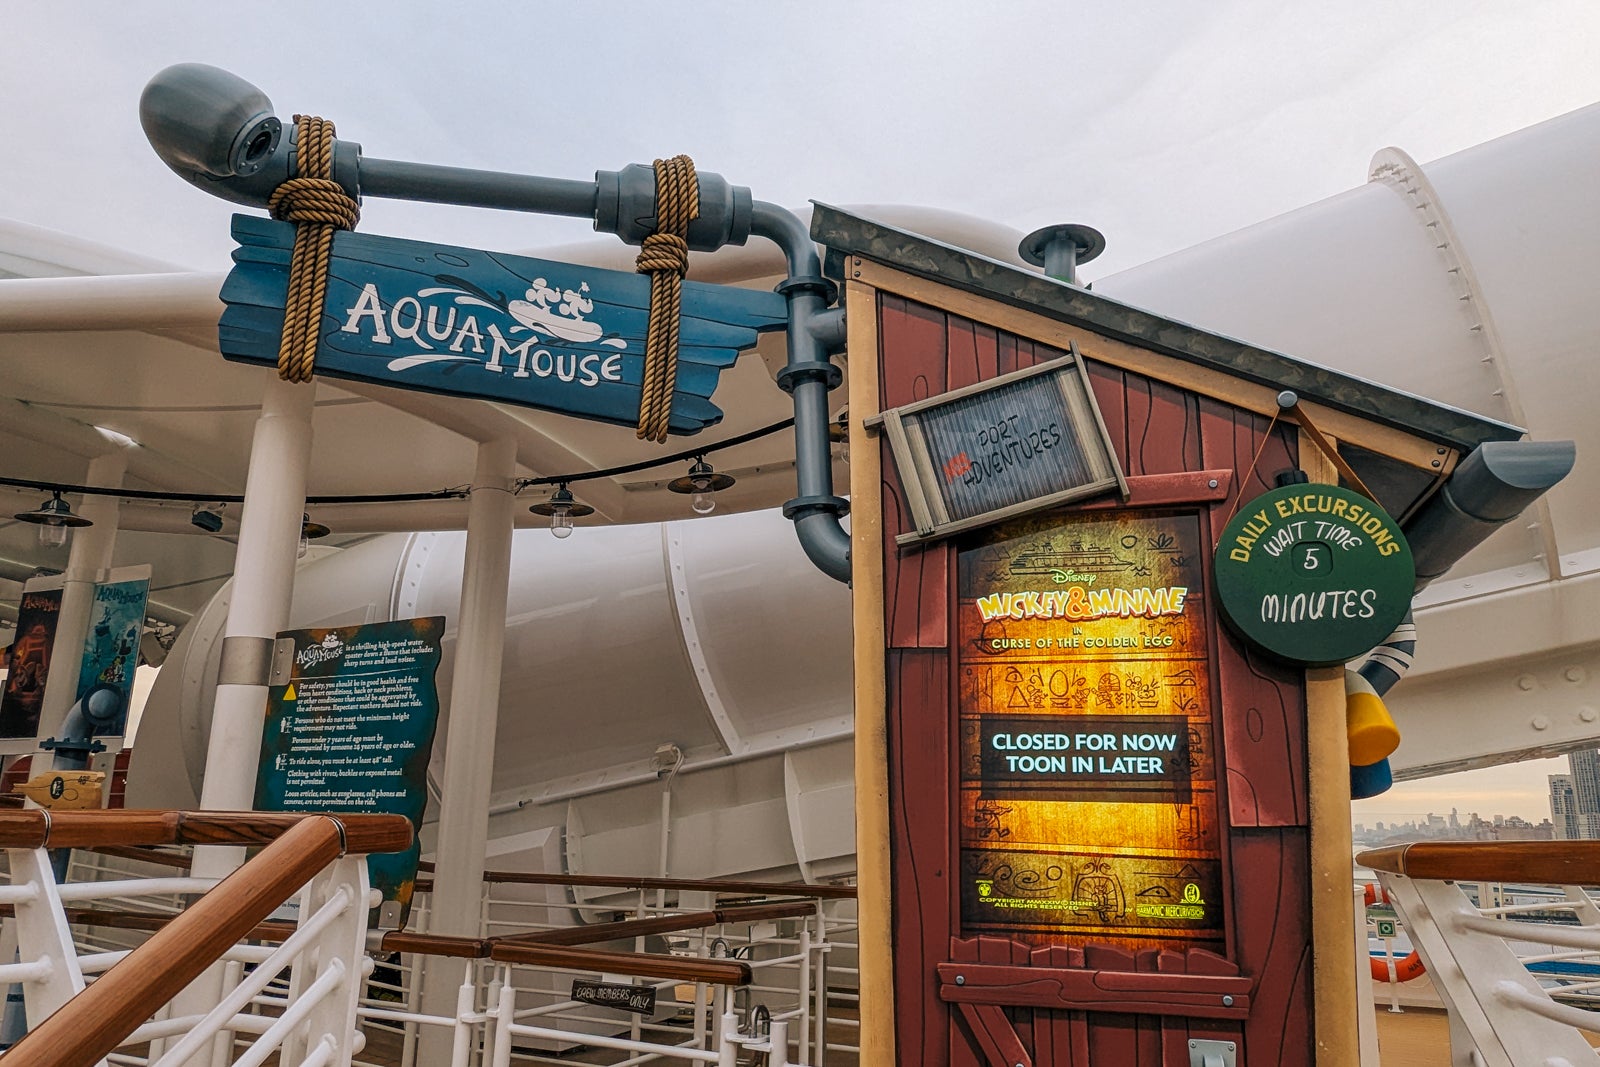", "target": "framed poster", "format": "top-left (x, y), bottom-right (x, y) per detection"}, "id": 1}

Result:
top-left (74, 565), bottom-right (150, 745)
top-left (957, 509), bottom-right (1225, 951)
top-left (0, 576), bottom-right (64, 754)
